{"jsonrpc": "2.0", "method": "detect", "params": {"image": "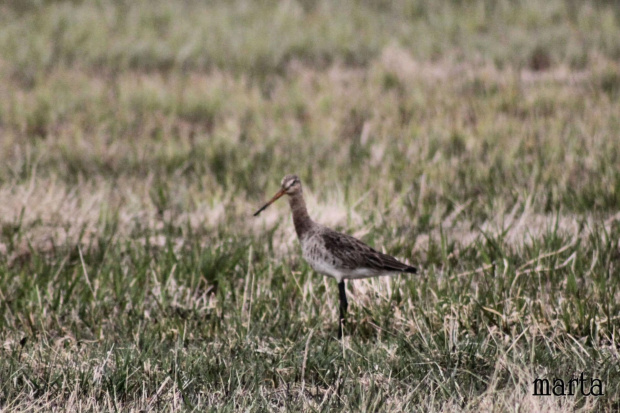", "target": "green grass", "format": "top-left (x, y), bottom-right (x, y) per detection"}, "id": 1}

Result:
top-left (1, 0), bottom-right (620, 411)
